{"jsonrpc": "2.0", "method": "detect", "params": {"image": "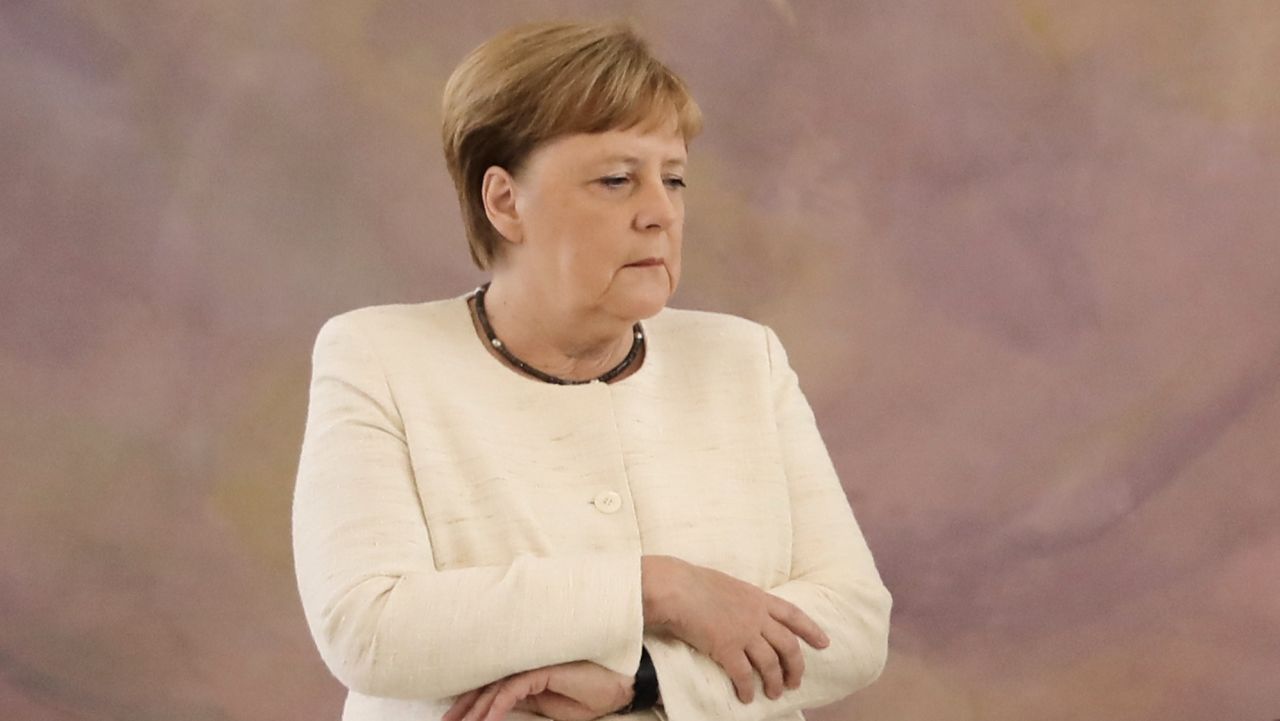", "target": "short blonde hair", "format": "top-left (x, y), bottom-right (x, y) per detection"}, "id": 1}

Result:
top-left (442, 20), bottom-right (703, 269)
